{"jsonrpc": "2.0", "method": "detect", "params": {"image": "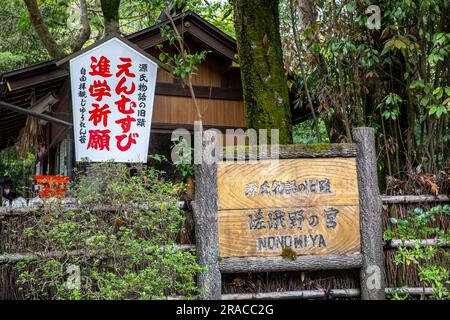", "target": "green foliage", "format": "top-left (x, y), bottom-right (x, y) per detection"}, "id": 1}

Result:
top-left (282, 0), bottom-right (450, 178)
top-left (0, 1), bottom-right (233, 73)
top-left (384, 205), bottom-right (450, 300)
top-left (182, 0), bottom-right (235, 37)
top-left (13, 162), bottom-right (203, 299)
top-left (377, 93), bottom-right (403, 121)
top-left (171, 138), bottom-right (194, 179)
top-left (0, 147), bottom-right (35, 197)
top-left (292, 119), bottom-right (329, 144)
top-left (386, 287), bottom-right (412, 300)
top-left (157, 23), bottom-right (207, 82)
